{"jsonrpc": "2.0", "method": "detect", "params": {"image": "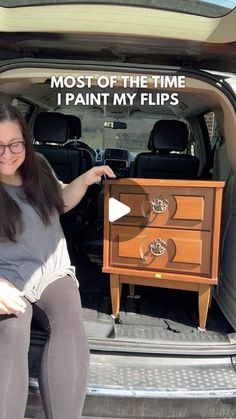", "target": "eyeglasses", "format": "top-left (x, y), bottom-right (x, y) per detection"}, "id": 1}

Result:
top-left (0, 141), bottom-right (25, 156)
